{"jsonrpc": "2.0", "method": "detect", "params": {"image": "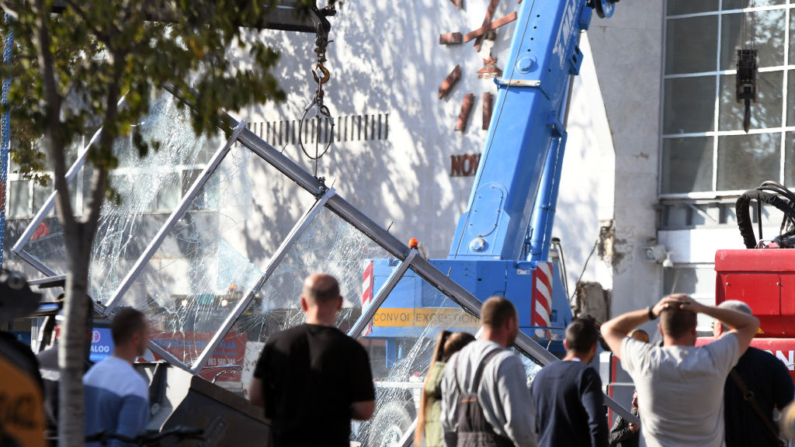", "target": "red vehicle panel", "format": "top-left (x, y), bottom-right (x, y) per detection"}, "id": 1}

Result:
top-left (715, 249), bottom-right (795, 337)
